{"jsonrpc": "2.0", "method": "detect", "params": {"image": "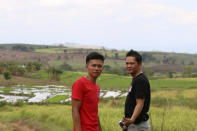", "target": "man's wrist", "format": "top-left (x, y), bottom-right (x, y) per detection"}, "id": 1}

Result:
top-left (129, 118), bottom-right (135, 125)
